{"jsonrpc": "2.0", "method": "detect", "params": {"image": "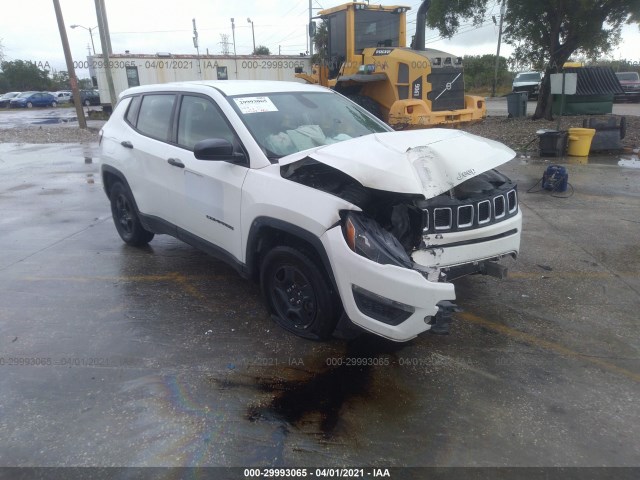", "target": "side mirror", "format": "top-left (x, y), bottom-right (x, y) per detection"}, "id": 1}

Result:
top-left (193, 138), bottom-right (245, 163)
